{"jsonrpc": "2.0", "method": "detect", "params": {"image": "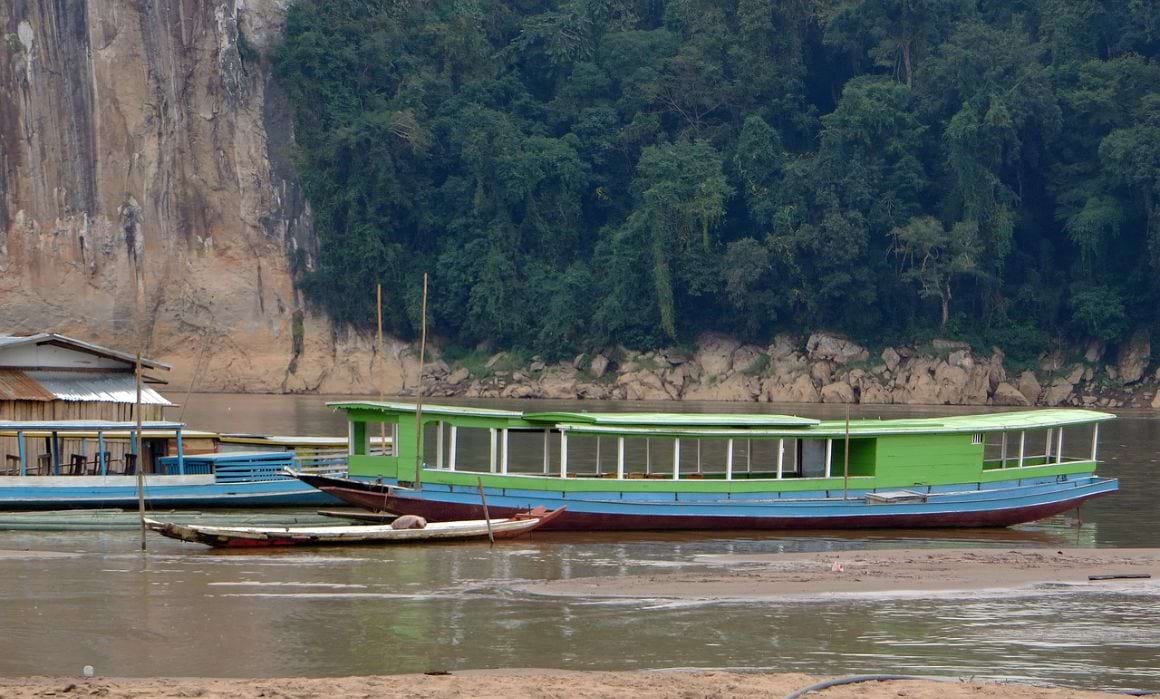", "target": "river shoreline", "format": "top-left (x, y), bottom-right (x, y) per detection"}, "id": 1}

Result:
top-left (520, 548), bottom-right (1160, 601)
top-left (0, 670), bottom-right (1129, 698)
